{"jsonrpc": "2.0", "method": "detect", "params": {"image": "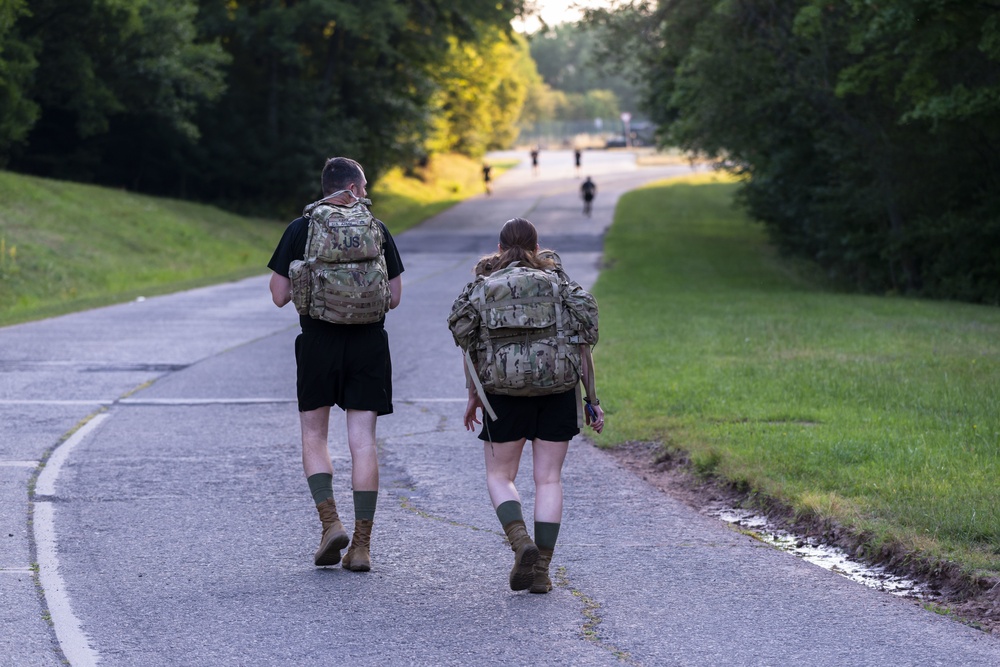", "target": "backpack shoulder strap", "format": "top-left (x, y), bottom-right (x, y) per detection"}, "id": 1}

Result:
top-left (465, 350), bottom-right (498, 421)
